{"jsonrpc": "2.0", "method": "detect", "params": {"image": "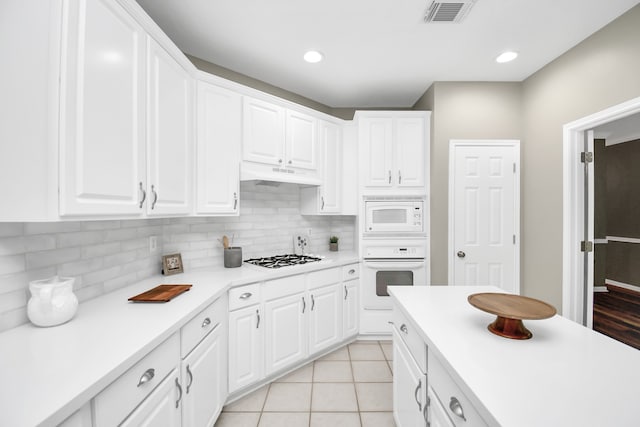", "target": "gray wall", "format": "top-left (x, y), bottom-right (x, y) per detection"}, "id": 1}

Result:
top-left (413, 82), bottom-right (523, 285)
top-left (520, 4), bottom-right (640, 308)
